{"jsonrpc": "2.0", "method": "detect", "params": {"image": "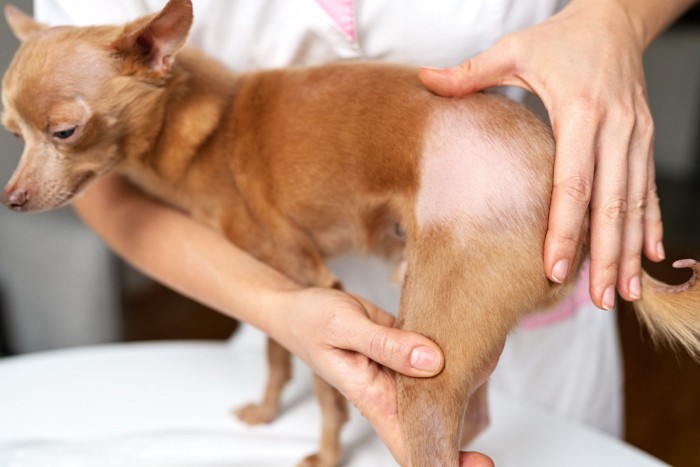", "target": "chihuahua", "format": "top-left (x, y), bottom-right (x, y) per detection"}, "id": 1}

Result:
top-left (3, 1), bottom-right (699, 466)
